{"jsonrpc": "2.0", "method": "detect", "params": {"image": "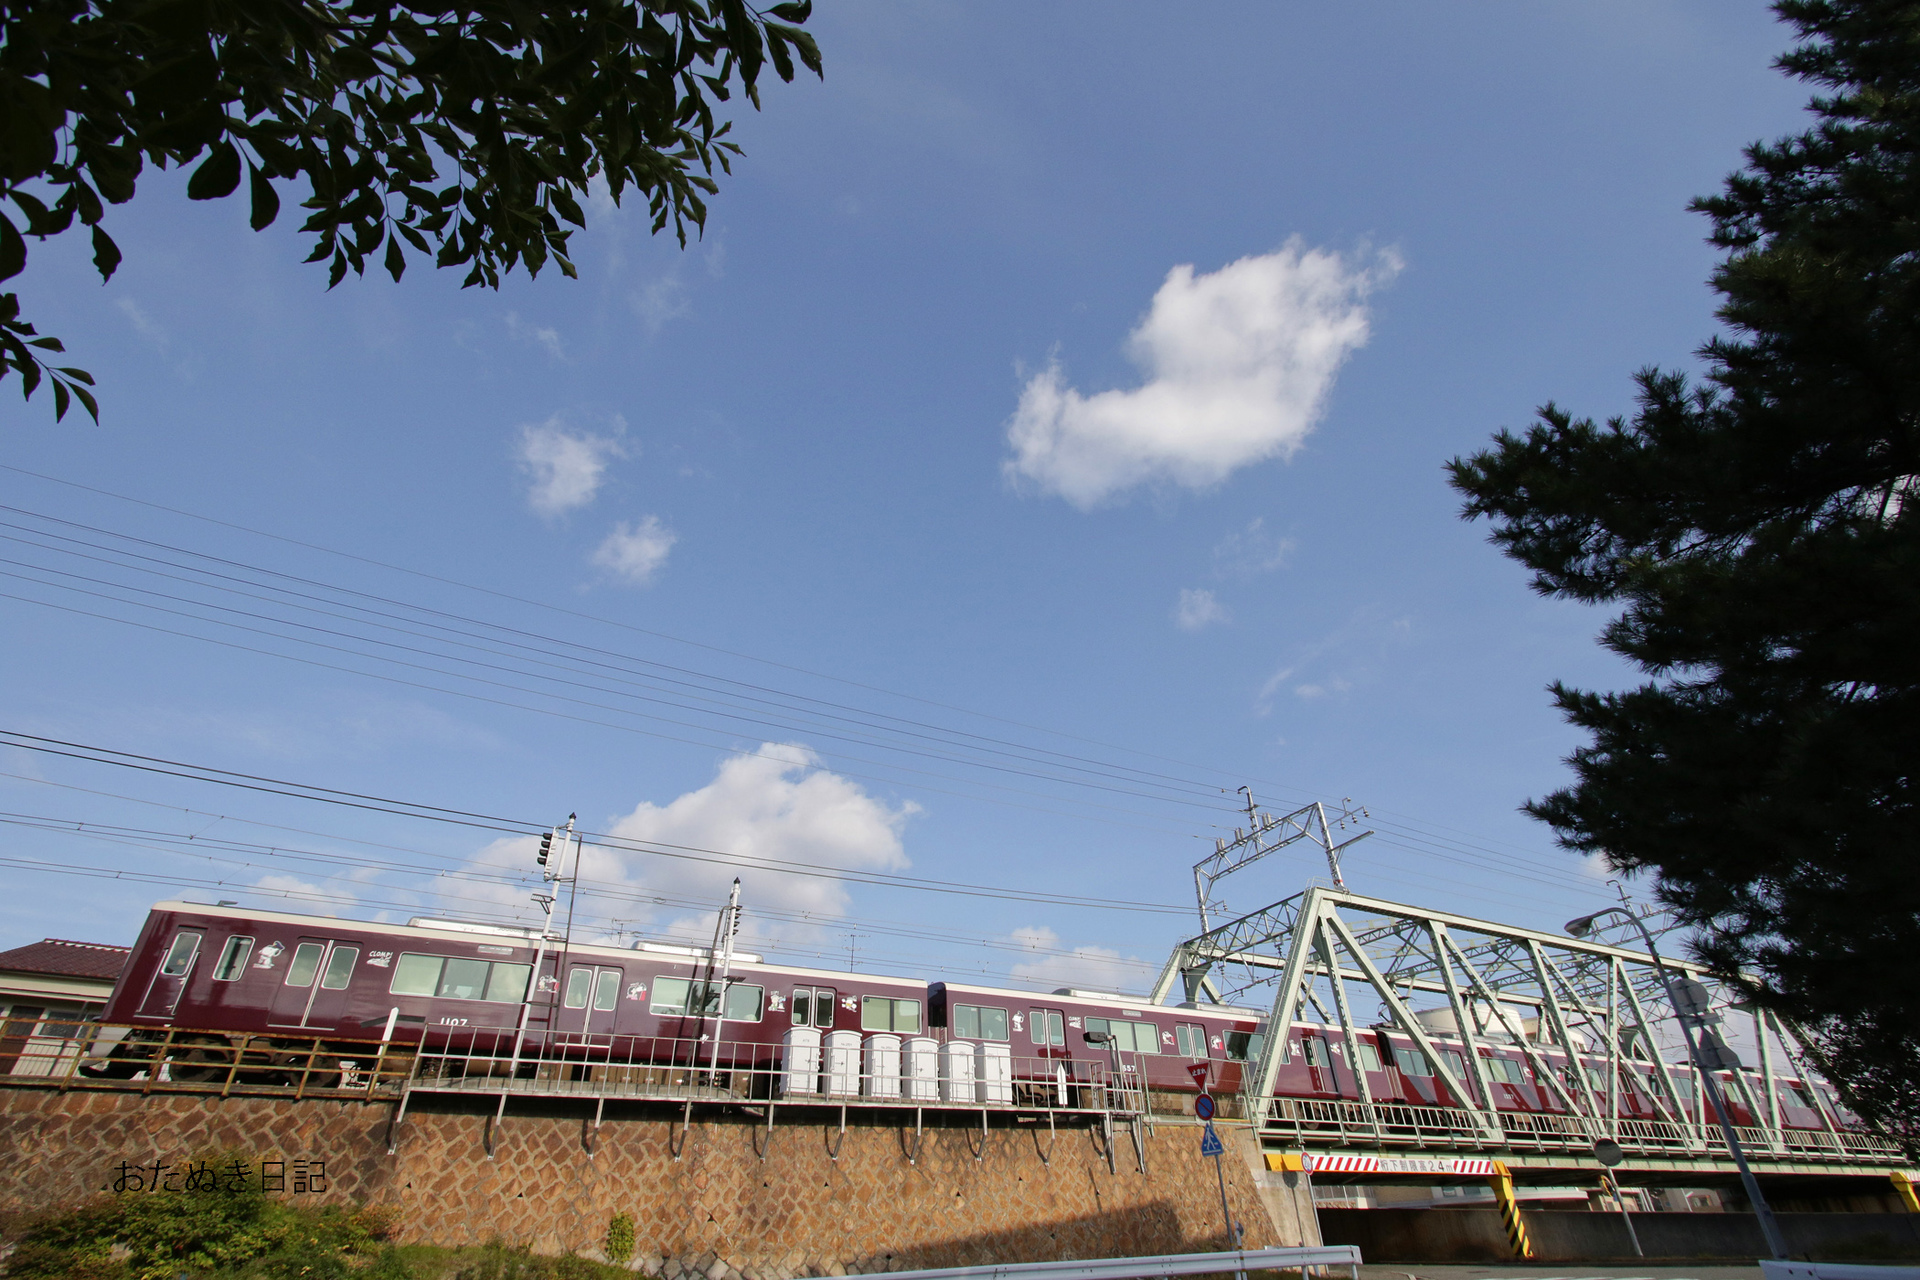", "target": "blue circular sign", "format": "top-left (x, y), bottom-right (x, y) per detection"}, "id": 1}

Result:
top-left (1194, 1093), bottom-right (1216, 1120)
